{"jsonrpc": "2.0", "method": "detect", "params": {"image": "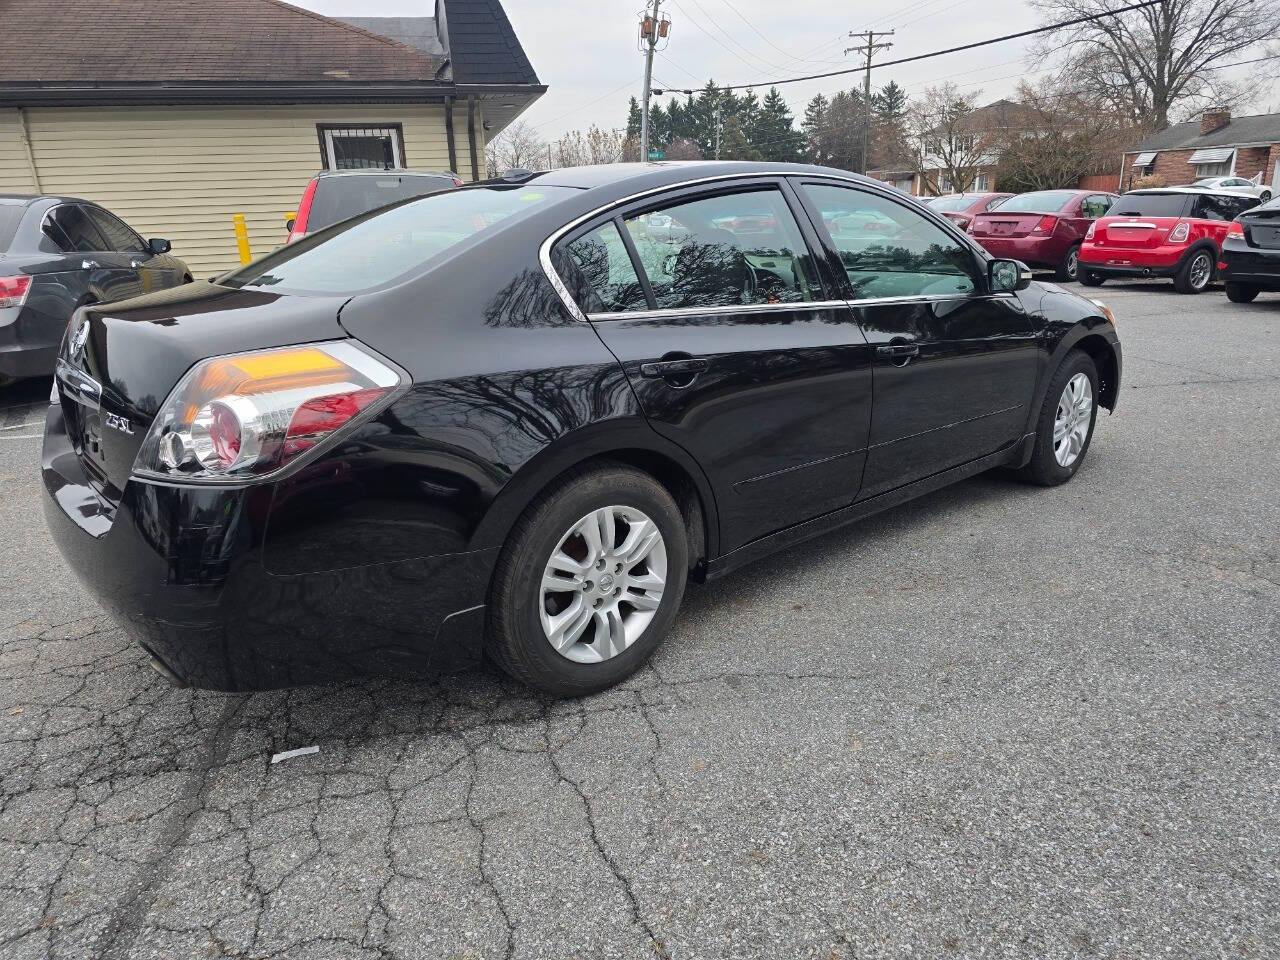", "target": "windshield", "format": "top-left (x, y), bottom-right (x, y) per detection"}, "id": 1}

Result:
top-left (1108, 193), bottom-right (1191, 218)
top-left (994, 191), bottom-right (1078, 213)
top-left (927, 195), bottom-right (976, 212)
top-left (308, 174), bottom-right (457, 231)
top-left (1193, 178), bottom-right (1220, 186)
top-left (0, 203), bottom-right (23, 251)
top-left (221, 185), bottom-right (572, 296)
